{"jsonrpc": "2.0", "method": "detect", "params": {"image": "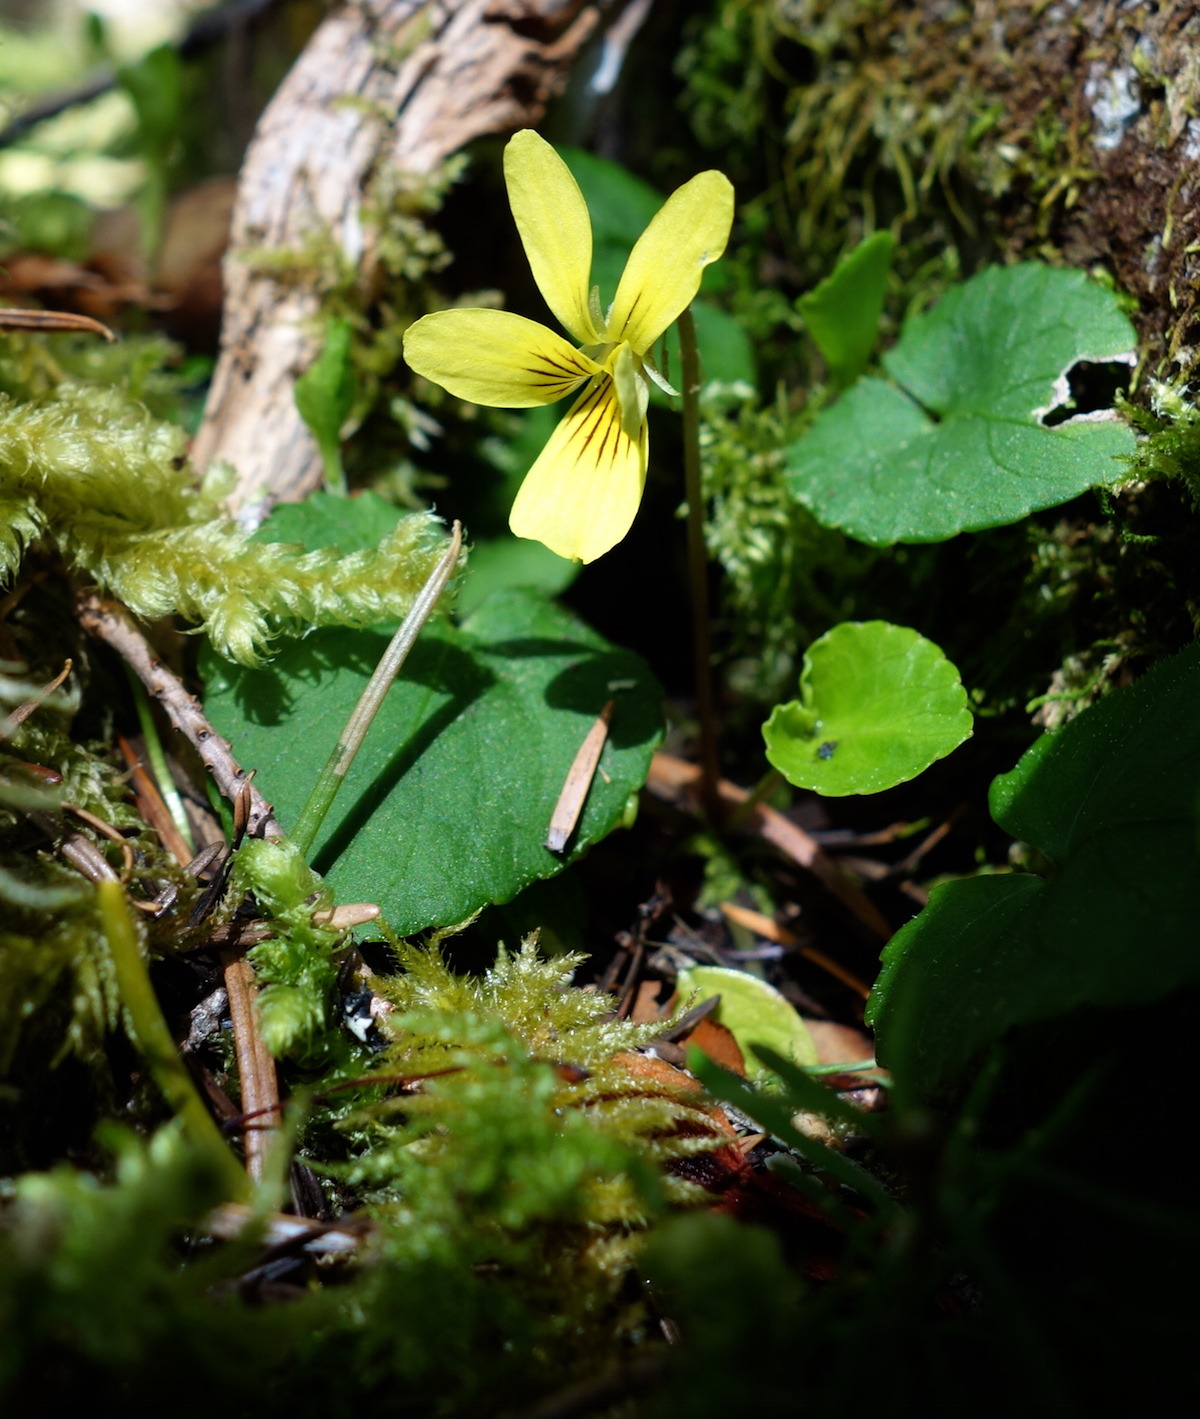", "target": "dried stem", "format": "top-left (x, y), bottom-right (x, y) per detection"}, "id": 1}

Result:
top-left (219, 948), bottom-right (281, 1181)
top-left (76, 592), bottom-right (283, 840)
top-left (290, 522), bottom-right (463, 857)
top-left (646, 751), bottom-right (892, 942)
